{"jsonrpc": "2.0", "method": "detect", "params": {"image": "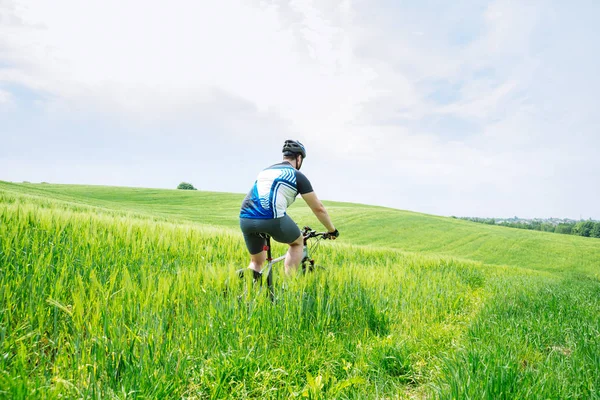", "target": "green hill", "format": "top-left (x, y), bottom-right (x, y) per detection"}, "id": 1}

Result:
top-left (1, 181), bottom-right (599, 399)
top-left (3, 181), bottom-right (599, 276)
